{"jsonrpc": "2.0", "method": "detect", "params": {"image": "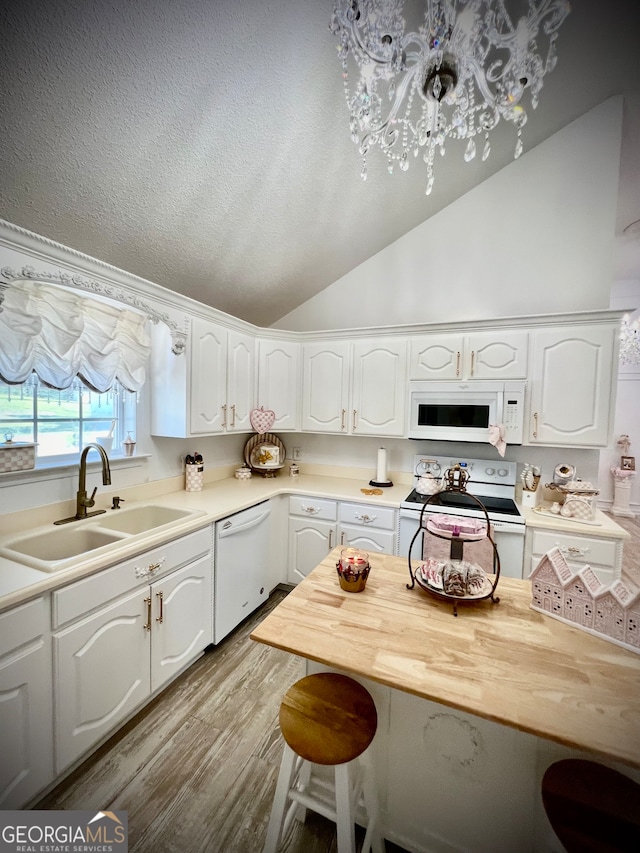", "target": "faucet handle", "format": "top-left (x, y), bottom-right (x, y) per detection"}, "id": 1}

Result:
top-left (88, 486), bottom-right (97, 507)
